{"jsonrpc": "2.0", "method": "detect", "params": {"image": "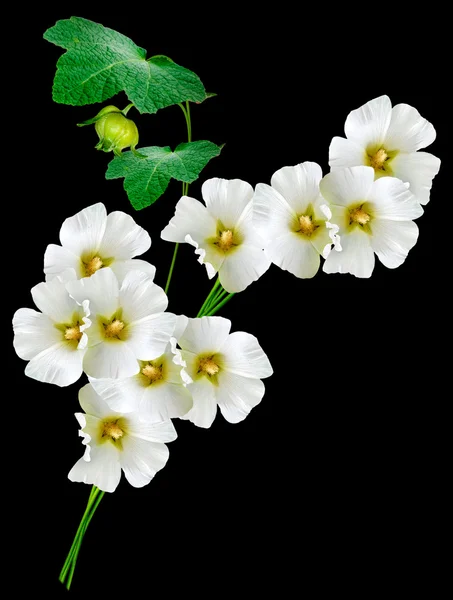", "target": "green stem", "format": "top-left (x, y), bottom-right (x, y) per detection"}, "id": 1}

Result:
top-left (204, 293), bottom-right (235, 316)
top-left (164, 243), bottom-right (179, 295)
top-left (206, 287), bottom-right (228, 311)
top-left (122, 102), bottom-right (134, 115)
top-left (165, 102), bottom-right (193, 296)
top-left (197, 278), bottom-right (221, 317)
top-left (59, 486), bottom-right (105, 590)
